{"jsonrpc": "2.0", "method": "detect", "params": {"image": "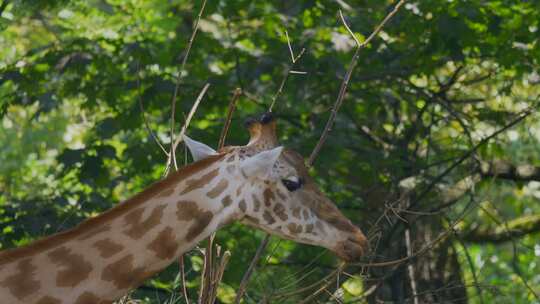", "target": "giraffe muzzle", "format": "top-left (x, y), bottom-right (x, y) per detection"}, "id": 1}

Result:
top-left (334, 230), bottom-right (369, 262)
